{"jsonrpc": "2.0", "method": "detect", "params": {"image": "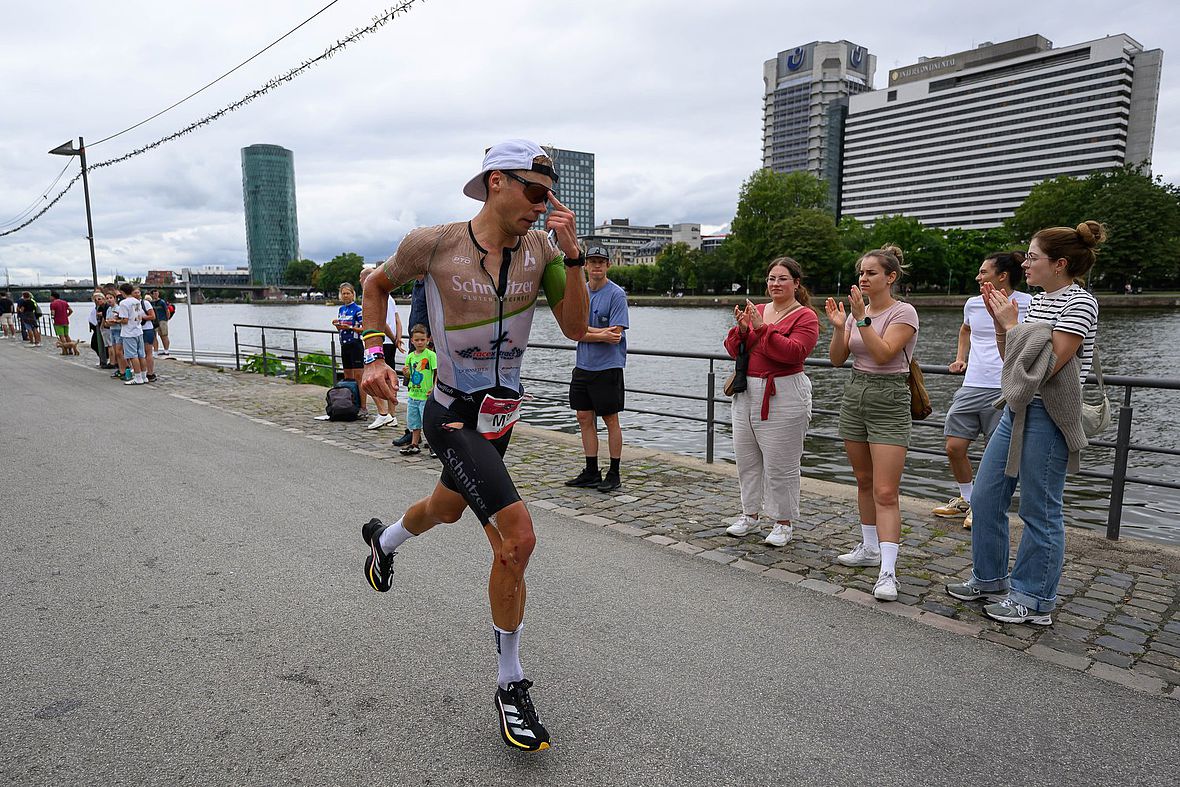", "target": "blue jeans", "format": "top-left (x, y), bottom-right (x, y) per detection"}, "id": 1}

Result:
top-left (968, 400), bottom-right (1068, 612)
